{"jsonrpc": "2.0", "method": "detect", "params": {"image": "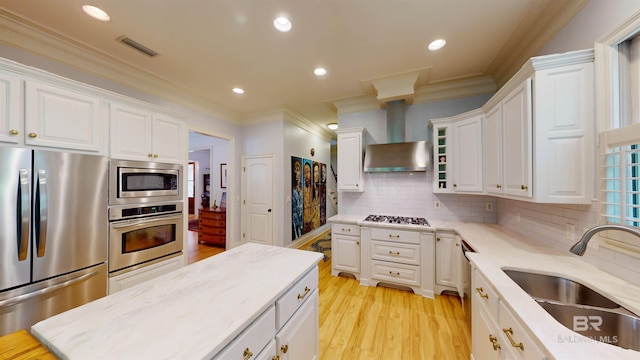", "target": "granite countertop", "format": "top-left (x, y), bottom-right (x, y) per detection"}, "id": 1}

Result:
top-left (31, 243), bottom-right (323, 359)
top-left (432, 220), bottom-right (640, 359)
